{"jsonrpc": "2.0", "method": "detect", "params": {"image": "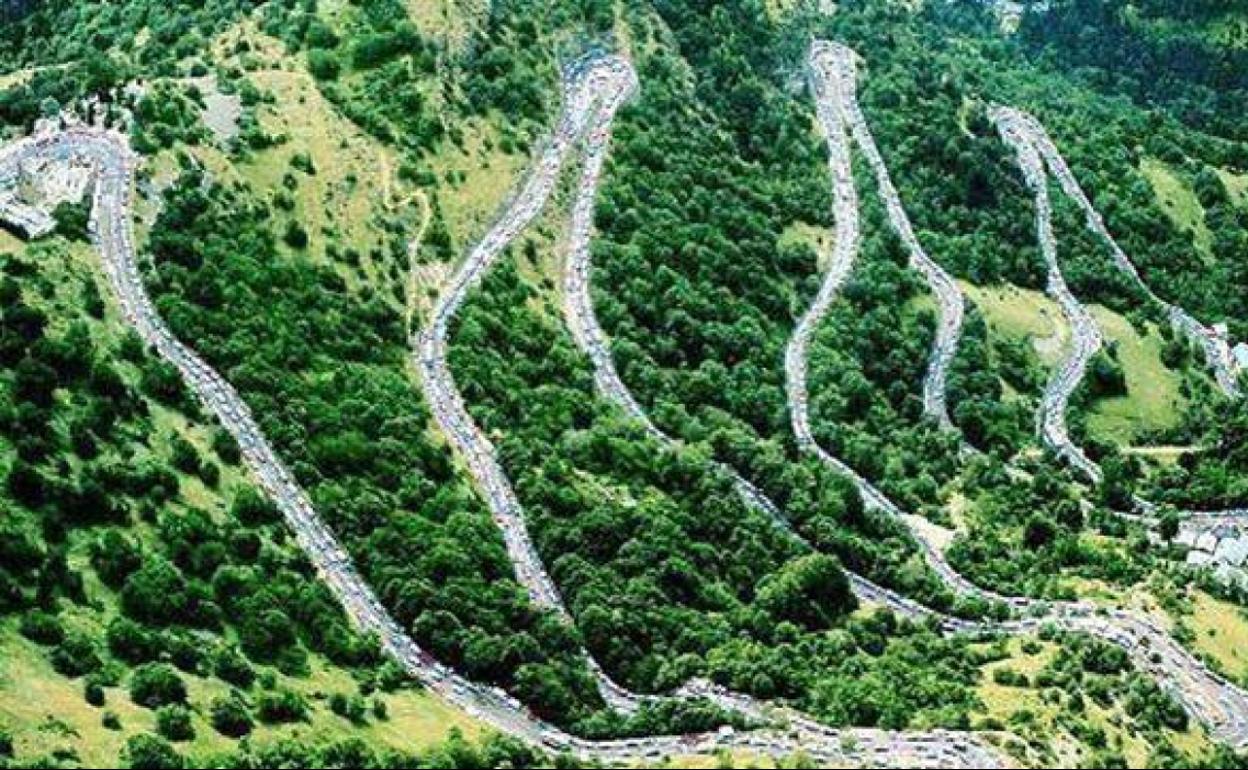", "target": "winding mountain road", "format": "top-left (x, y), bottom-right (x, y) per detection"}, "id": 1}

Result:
top-left (787, 41), bottom-right (1248, 749)
top-left (559, 45), bottom-right (937, 622)
top-left (991, 106), bottom-right (1107, 483)
top-left (996, 107), bottom-right (1241, 398)
top-left (818, 42), bottom-right (966, 430)
top-left (409, 54), bottom-right (1006, 766)
top-left (414, 55), bottom-right (649, 715)
top-left (4, 114), bottom-right (1009, 767)
top-left (992, 106), bottom-right (1248, 524)
top-left (7, 42), bottom-right (1248, 764)
top-left (789, 42), bottom-right (1023, 610)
